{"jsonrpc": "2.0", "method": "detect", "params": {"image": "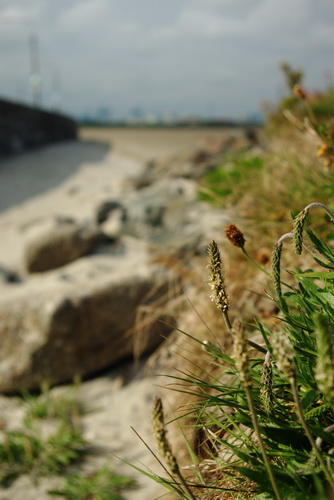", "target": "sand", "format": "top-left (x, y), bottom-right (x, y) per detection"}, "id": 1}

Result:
top-left (0, 127), bottom-right (236, 499)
